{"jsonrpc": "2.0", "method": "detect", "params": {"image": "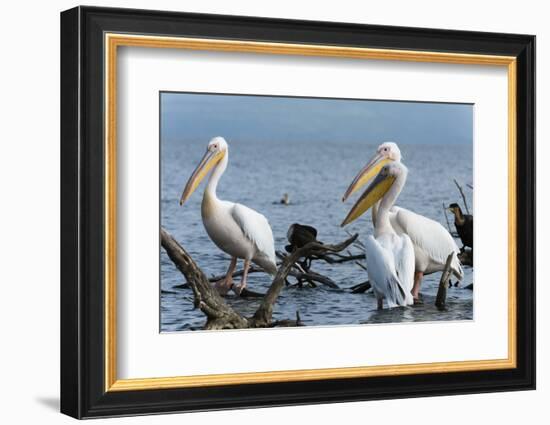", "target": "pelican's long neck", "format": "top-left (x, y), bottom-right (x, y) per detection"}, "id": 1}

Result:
top-left (374, 170), bottom-right (406, 238)
top-left (202, 151), bottom-right (228, 218)
top-left (372, 156), bottom-right (402, 231)
top-left (372, 201), bottom-right (379, 228)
